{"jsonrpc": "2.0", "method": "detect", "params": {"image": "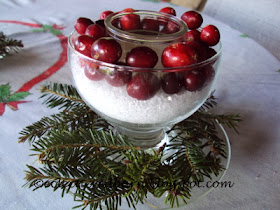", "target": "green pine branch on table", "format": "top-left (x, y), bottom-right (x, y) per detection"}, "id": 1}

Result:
top-left (19, 83), bottom-right (241, 210)
top-left (0, 32), bottom-right (23, 59)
